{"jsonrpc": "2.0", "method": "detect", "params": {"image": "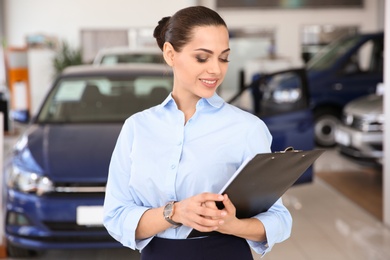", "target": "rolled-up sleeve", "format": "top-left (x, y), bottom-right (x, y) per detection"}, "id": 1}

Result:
top-left (103, 118), bottom-right (150, 250)
top-left (248, 198), bottom-right (292, 255)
